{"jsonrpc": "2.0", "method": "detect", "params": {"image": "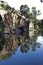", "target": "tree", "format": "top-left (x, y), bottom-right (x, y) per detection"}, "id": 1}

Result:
top-left (32, 7), bottom-right (41, 22)
top-left (0, 1), bottom-right (15, 12)
top-left (31, 7), bottom-right (41, 29)
top-left (20, 40), bottom-right (30, 53)
top-left (20, 5), bottom-right (30, 18)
